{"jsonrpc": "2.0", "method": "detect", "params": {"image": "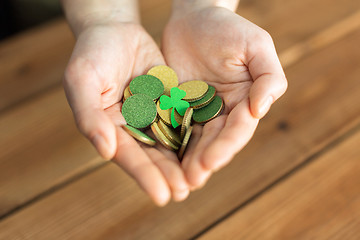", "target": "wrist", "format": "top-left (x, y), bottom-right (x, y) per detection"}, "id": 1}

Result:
top-left (61, 0), bottom-right (140, 37)
top-left (171, 0), bottom-right (239, 17)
